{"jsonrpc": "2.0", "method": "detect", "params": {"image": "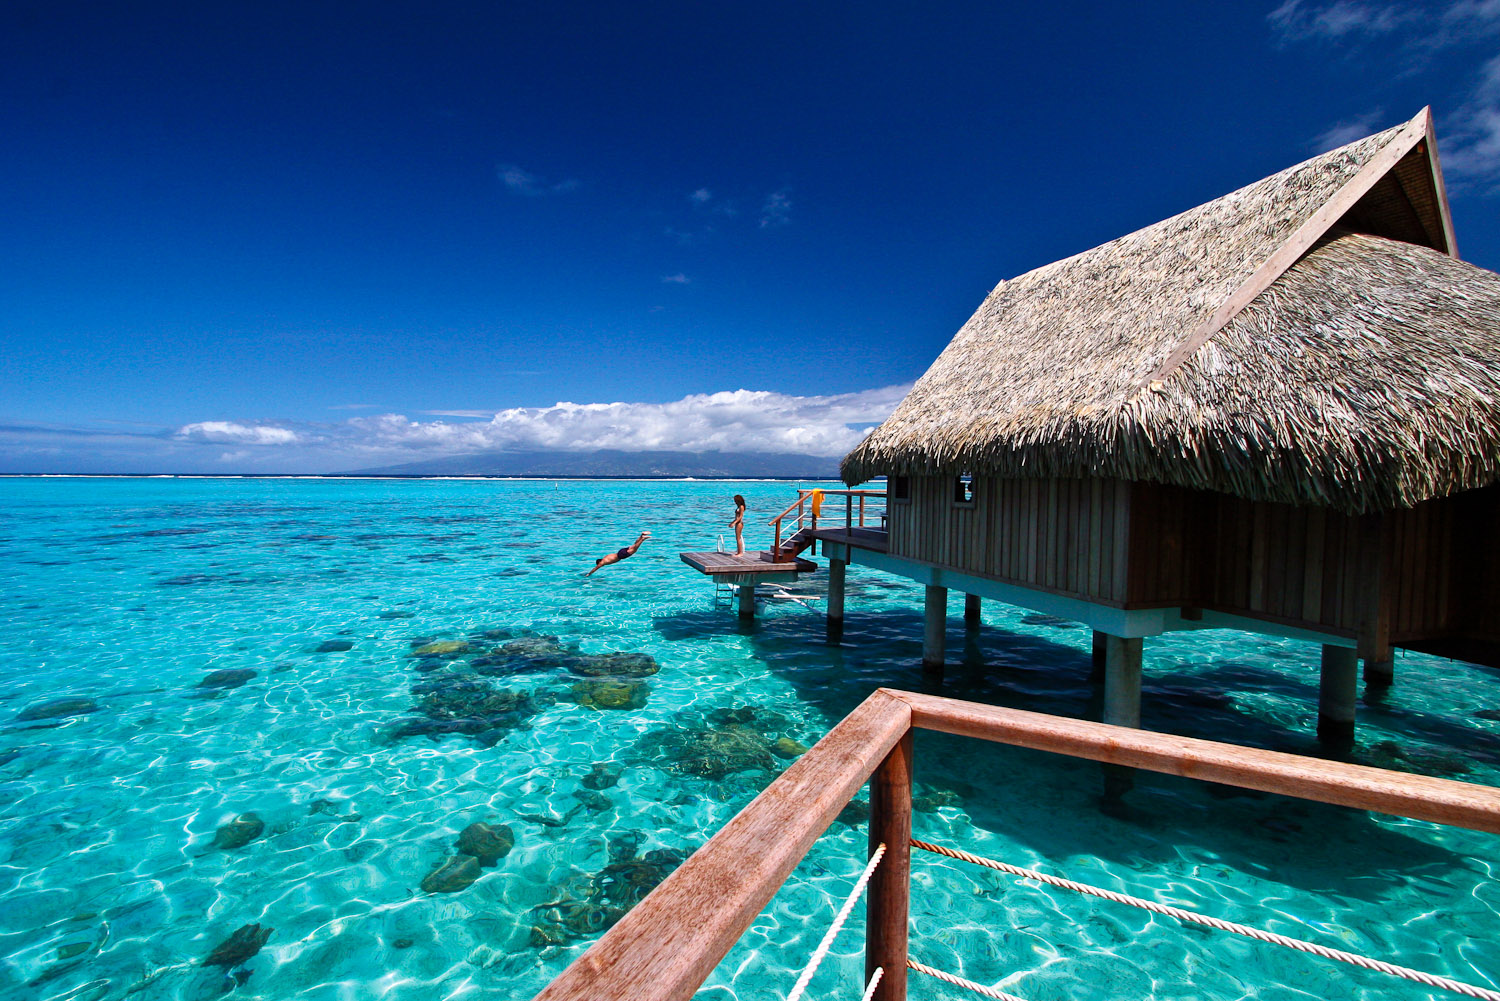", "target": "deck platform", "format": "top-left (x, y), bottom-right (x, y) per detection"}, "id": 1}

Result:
top-left (680, 550), bottom-right (816, 585)
top-left (808, 526), bottom-right (889, 553)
